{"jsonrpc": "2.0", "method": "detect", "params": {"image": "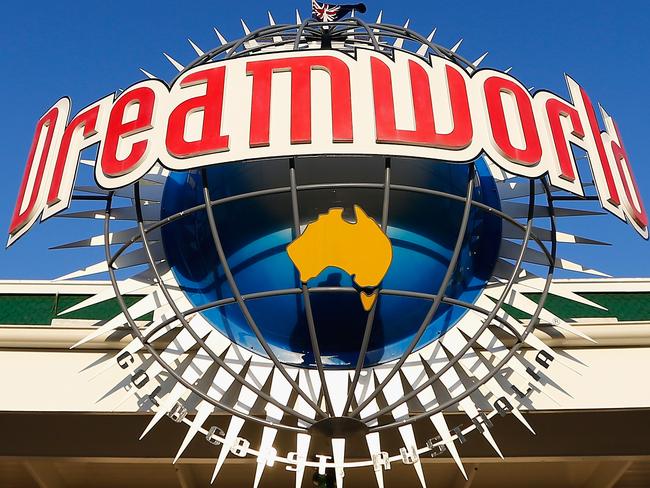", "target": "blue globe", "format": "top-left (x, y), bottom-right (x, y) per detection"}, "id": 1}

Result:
top-left (160, 156), bottom-right (501, 368)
